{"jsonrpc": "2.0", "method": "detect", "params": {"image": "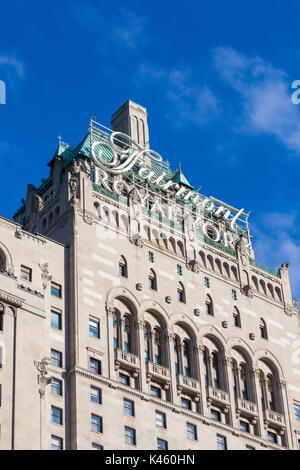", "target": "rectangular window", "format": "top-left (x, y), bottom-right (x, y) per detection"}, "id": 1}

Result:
top-left (217, 434), bottom-right (227, 450)
top-left (51, 349), bottom-right (62, 368)
top-left (177, 264), bottom-right (183, 275)
top-left (119, 373), bottom-right (130, 386)
top-left (204, 277), bottom-right (210, 288)
top-left (232, 289), bottom-right (237, 300)
top-left (150, 386), bottom-right (161, 398)
top-left (51, 282), bottom-right (62, 298)
top-left (92, 443), bottom-right (103, 450)
top-left (51, 435), bottom-right (63, 450)
top-left (240, 421), bottom-right (250, 433)
top-left (181, 398), bottom-right (192, 410)
top-left (20, 265), bottom-right (32, 282)
top-left (157, 438), bottom-right (168, 450)
top-left (90, 386), bottom-right (102, 404)
top-left (124, 426), bottom-right (136, 445)
top-left (89, 318), bottom-right (100, 339)
top-left (149, 251), bottom-right (154, 263)
top-left (51, 406), bottom-right (62, 425)
top-left (246, 445), bottom-right (255, 450)
top-left (211, 410), bottom-right (221, 422)
top-left (298, 439), bottom-right (300, 450)
top-left (51, 378), bottom-right (62, 396)
top-left (187, 423), bottom-right (197, 440)
top-left (91, 414), bottom-right (102, 433)
top-left (268, 431), bottom-right (277, 444)
top-left (51, 309), bottom-right (62, 330)
top-left (124, 398), bottom-right (134, 417)
top-left (156, 411), bottom-right (166, 428)
top-left (89, 358), bottom-right (101, 375)
top-left (294, 403), bottom-right (300, 421)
